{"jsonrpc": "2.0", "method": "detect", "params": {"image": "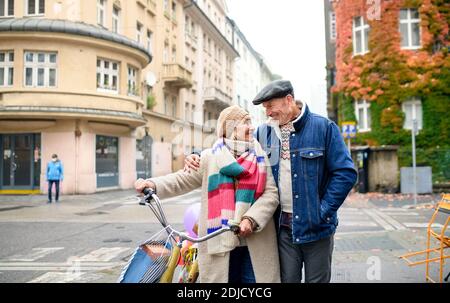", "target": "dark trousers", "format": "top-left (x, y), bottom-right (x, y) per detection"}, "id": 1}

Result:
top-left (48, 180), bottom-right (60, 202)
top-left (279, 226), bottom-right (334, 283)
top-left (228, 246), bottom-right (256, 283)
